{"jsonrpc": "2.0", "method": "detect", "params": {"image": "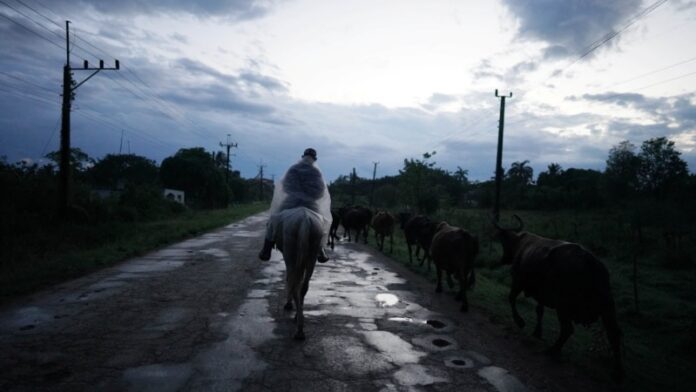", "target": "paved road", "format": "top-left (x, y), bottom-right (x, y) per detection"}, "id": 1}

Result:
top-left (0, 212), bottom-right (612, 391)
